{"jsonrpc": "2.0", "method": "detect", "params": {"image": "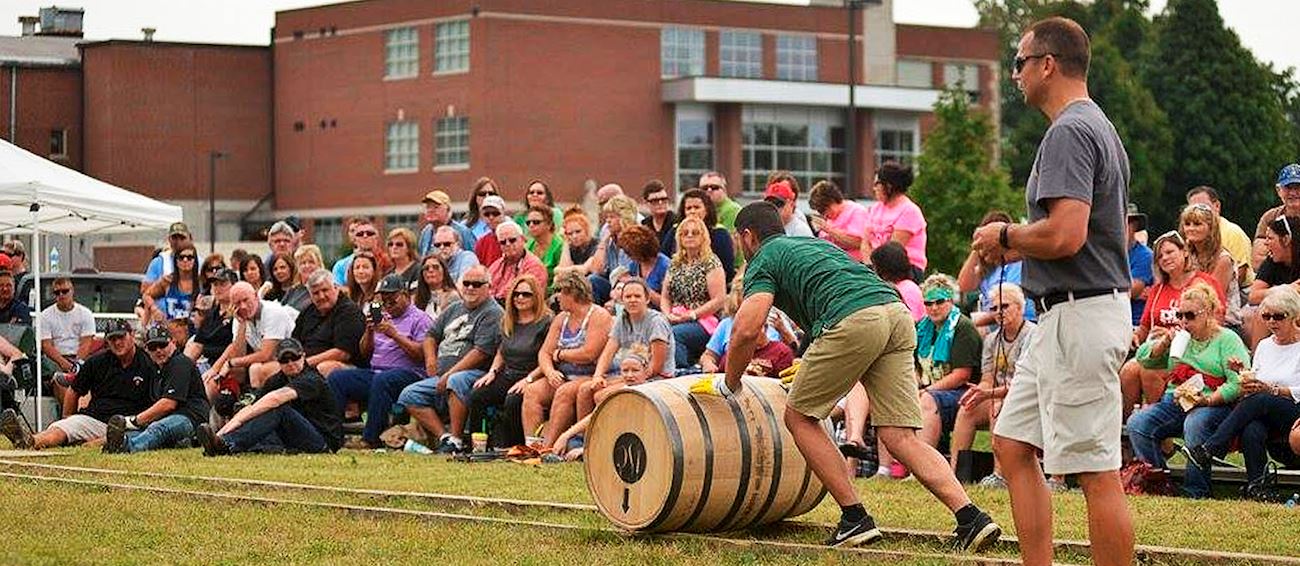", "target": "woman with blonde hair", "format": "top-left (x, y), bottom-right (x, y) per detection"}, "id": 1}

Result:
top-left (465, 274), bottom-right (552, 449)
top-left (1180, 203), bottom-right (1240, 328)
top-left (660, 216), bottom-right (726, 368)
top-left (587, 195), bottom-right (639, 304)
top-left (1129, 281), bottom-right (1249, 498)
top-left (385, 227), bottom-right (420, 284)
